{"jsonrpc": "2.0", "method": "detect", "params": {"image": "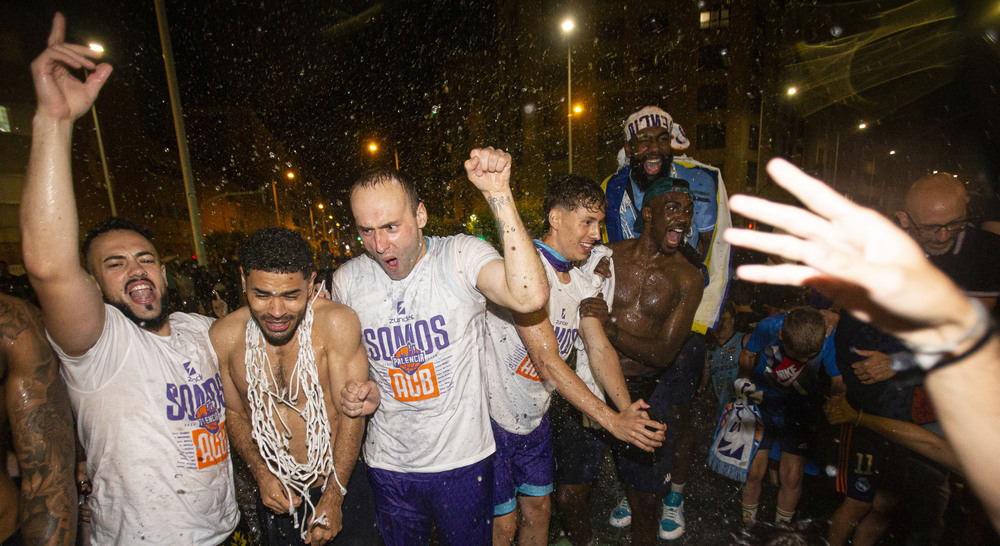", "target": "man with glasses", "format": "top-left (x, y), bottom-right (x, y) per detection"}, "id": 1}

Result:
top-left (897, 173), bottom-right (1000, 309)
